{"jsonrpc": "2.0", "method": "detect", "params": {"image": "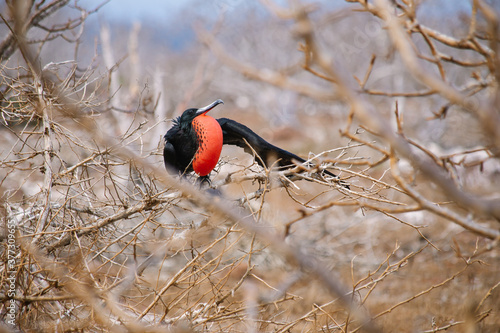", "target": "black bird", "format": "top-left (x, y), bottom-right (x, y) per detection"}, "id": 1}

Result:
top-left (163, 99), bottom-right (347, 187)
